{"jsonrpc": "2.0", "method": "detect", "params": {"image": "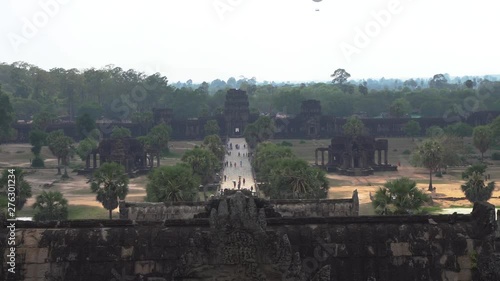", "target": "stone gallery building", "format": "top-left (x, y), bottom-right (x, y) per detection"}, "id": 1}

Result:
top-left (10, 89), bottom-right (500, 142)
